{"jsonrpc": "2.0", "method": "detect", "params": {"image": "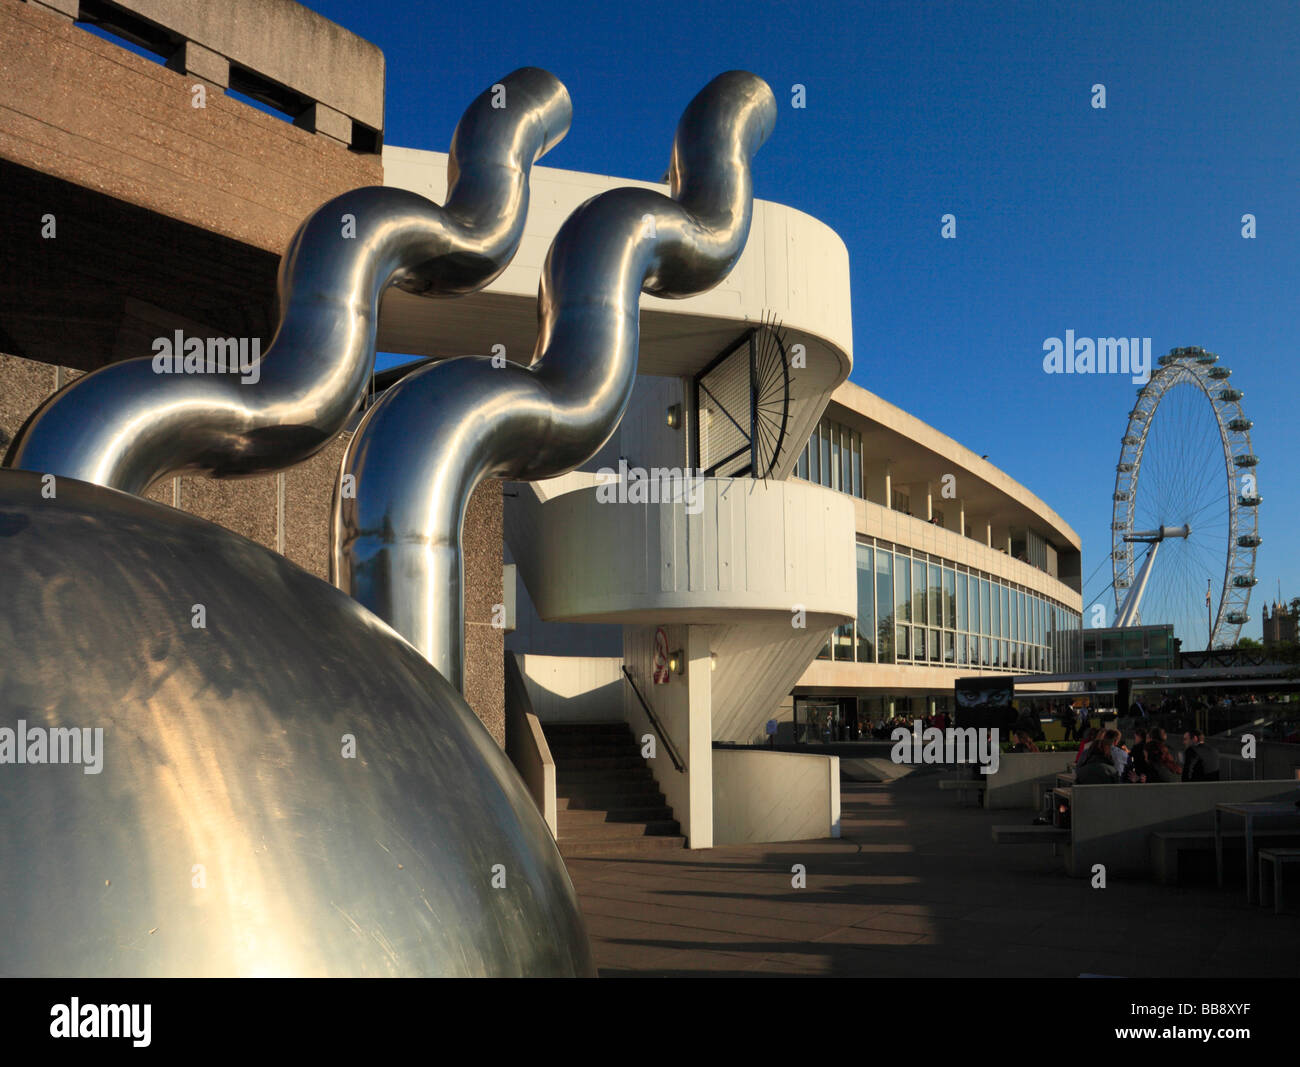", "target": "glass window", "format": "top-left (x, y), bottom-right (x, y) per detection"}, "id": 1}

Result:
top-left (840, 427), bottom-right (851, 496)
top-left (796, 441), bottom-right (808, 481)
top-left (928, 564), bottom-right (941, 629)
top-left (834, 620), bottom-right (854, 660)
top-left (1000, 585), bottom-right (1009, 640)
top-left (980, 579), bottom-right (991, 636)
top-left (851, 433), bottom-right (862, 498)
top-left (856, 544), bottom-right (874, 662)
top-left (929, 628), bottom-right (940, 663)
top-left (982, 636), bottom-right (991, 666)
top-left (897, 625), bottom-right (910, 660)
top-left (821, 424), bottom-right (832, 488)
top-left (913, 560), bottom-right (927, 625)
top-left (956, 572), bottom-right (967, 632)
top-left (914, 627), bottom-right (926, 661)
top-left (897, 555), bottom-right (911, 624)
top-left (958, 633), bottom-right (967, 665)
top-left (817, 632), bottom-right (831, 660)
top-left (809, 424), bottom-right (820, 484)
top-left (944, 631), bottom-right (955, 664)
top-left (1011, 589), bottom-right (1019, 641)
top-left (875, 549), bottom-right (895, 664)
